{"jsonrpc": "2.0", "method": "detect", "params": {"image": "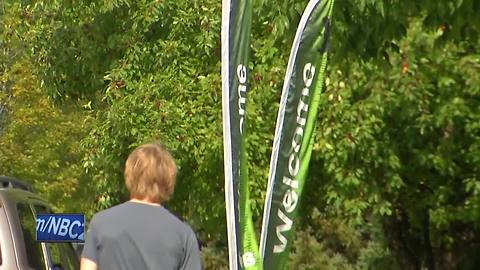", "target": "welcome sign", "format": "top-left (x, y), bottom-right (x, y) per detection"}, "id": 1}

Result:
top-left (36, 214), bottom-right (85, 242)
